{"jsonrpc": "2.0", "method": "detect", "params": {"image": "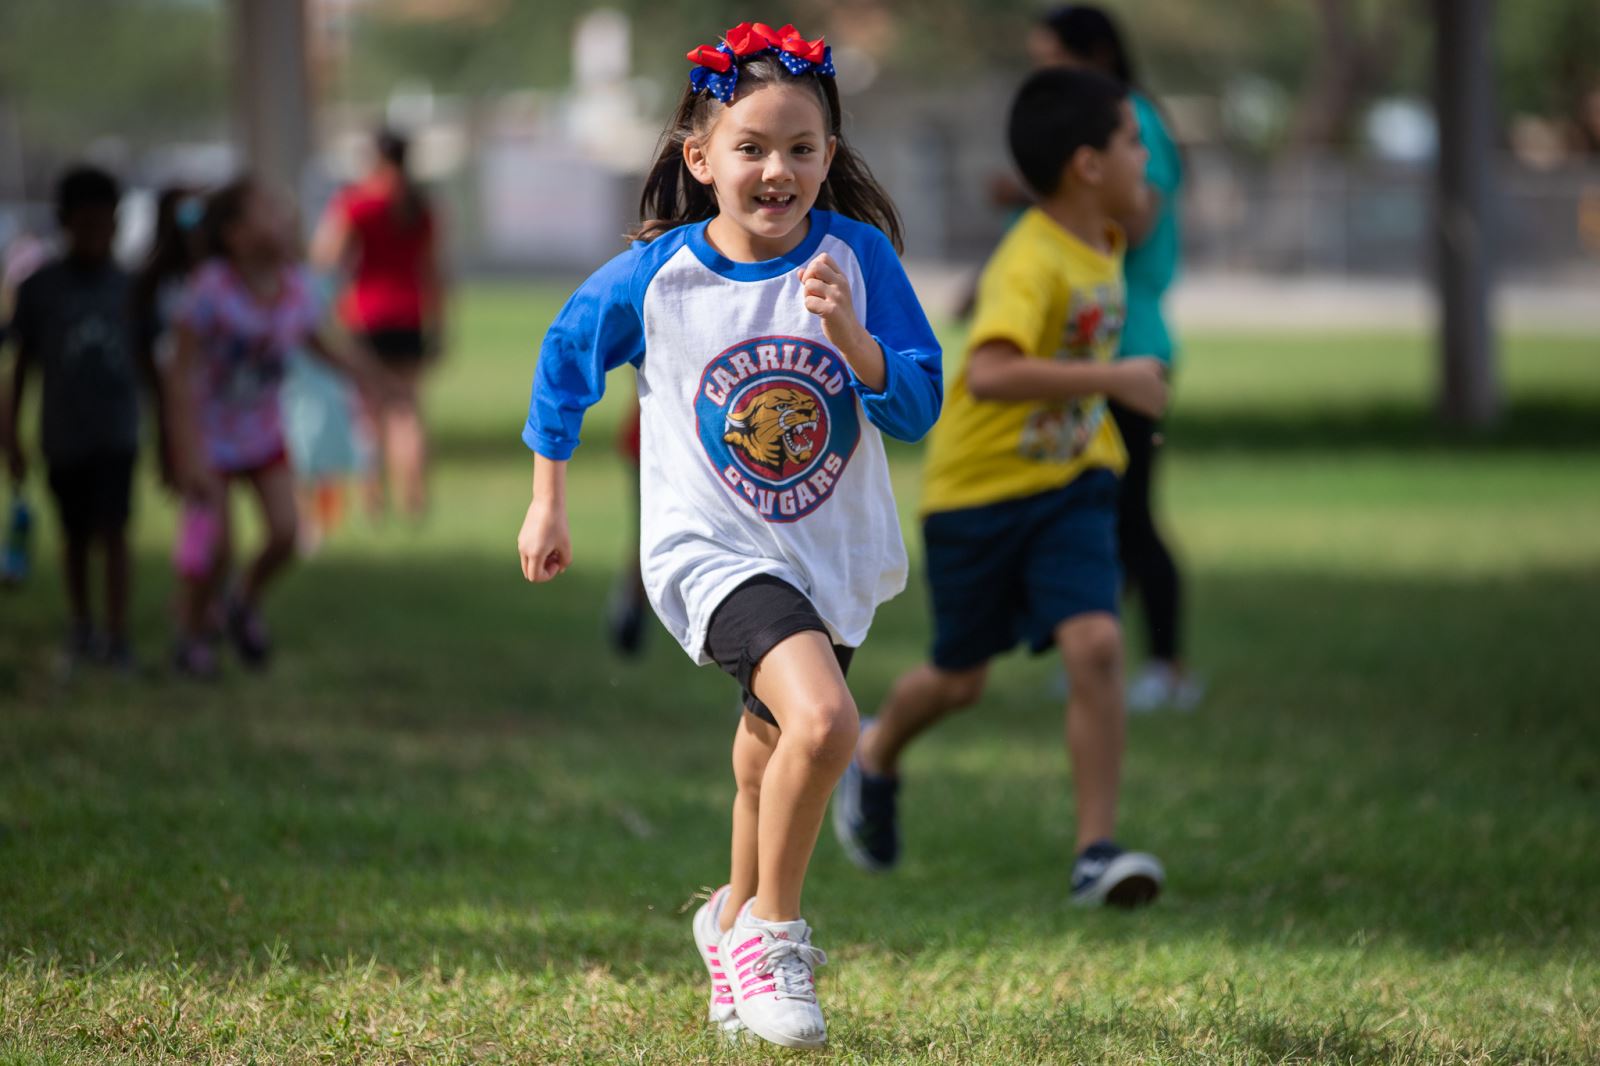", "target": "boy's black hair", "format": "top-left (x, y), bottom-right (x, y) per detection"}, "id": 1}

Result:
top-left (1008, 67), bottom-right (1128, 199)
top-left (55, 165), bottom-right (121, 223)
